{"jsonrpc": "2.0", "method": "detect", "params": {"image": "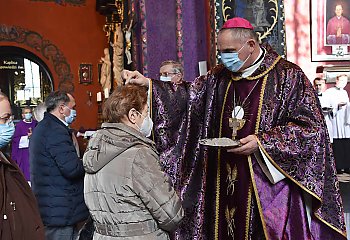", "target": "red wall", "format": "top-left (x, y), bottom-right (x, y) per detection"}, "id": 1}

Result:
top-left (285, 2), bottom-right (349, 81)
top-left (0, 0), bottom-right (107, 129)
